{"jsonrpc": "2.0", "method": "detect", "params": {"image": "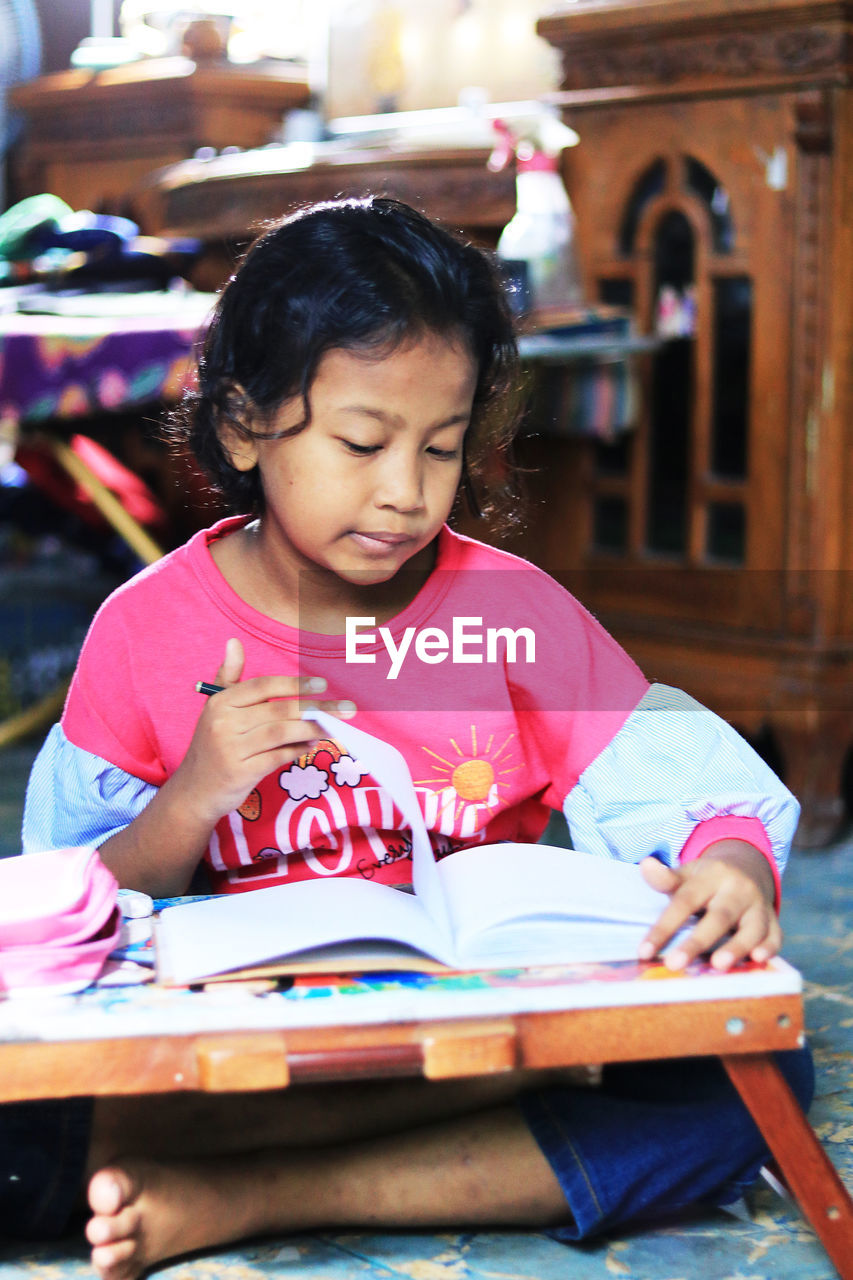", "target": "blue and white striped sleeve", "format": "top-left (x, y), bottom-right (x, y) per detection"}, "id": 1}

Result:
top-left (22, 723), bottom-right (157, 854)
top-left (561, 683), bottom-right (799, 886)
